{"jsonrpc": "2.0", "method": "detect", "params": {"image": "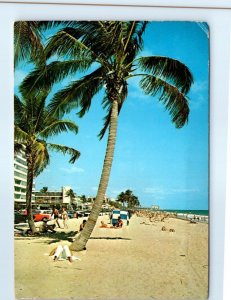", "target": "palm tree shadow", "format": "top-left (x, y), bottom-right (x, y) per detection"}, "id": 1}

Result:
top-left (90, 237), bottom-right (131, 240)
top-left (41, 232), bottom-right (132, 244)
top-left (41, 231), bottom-right (78, 244)
top-left (18, 231), bottom-right (132, 244)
